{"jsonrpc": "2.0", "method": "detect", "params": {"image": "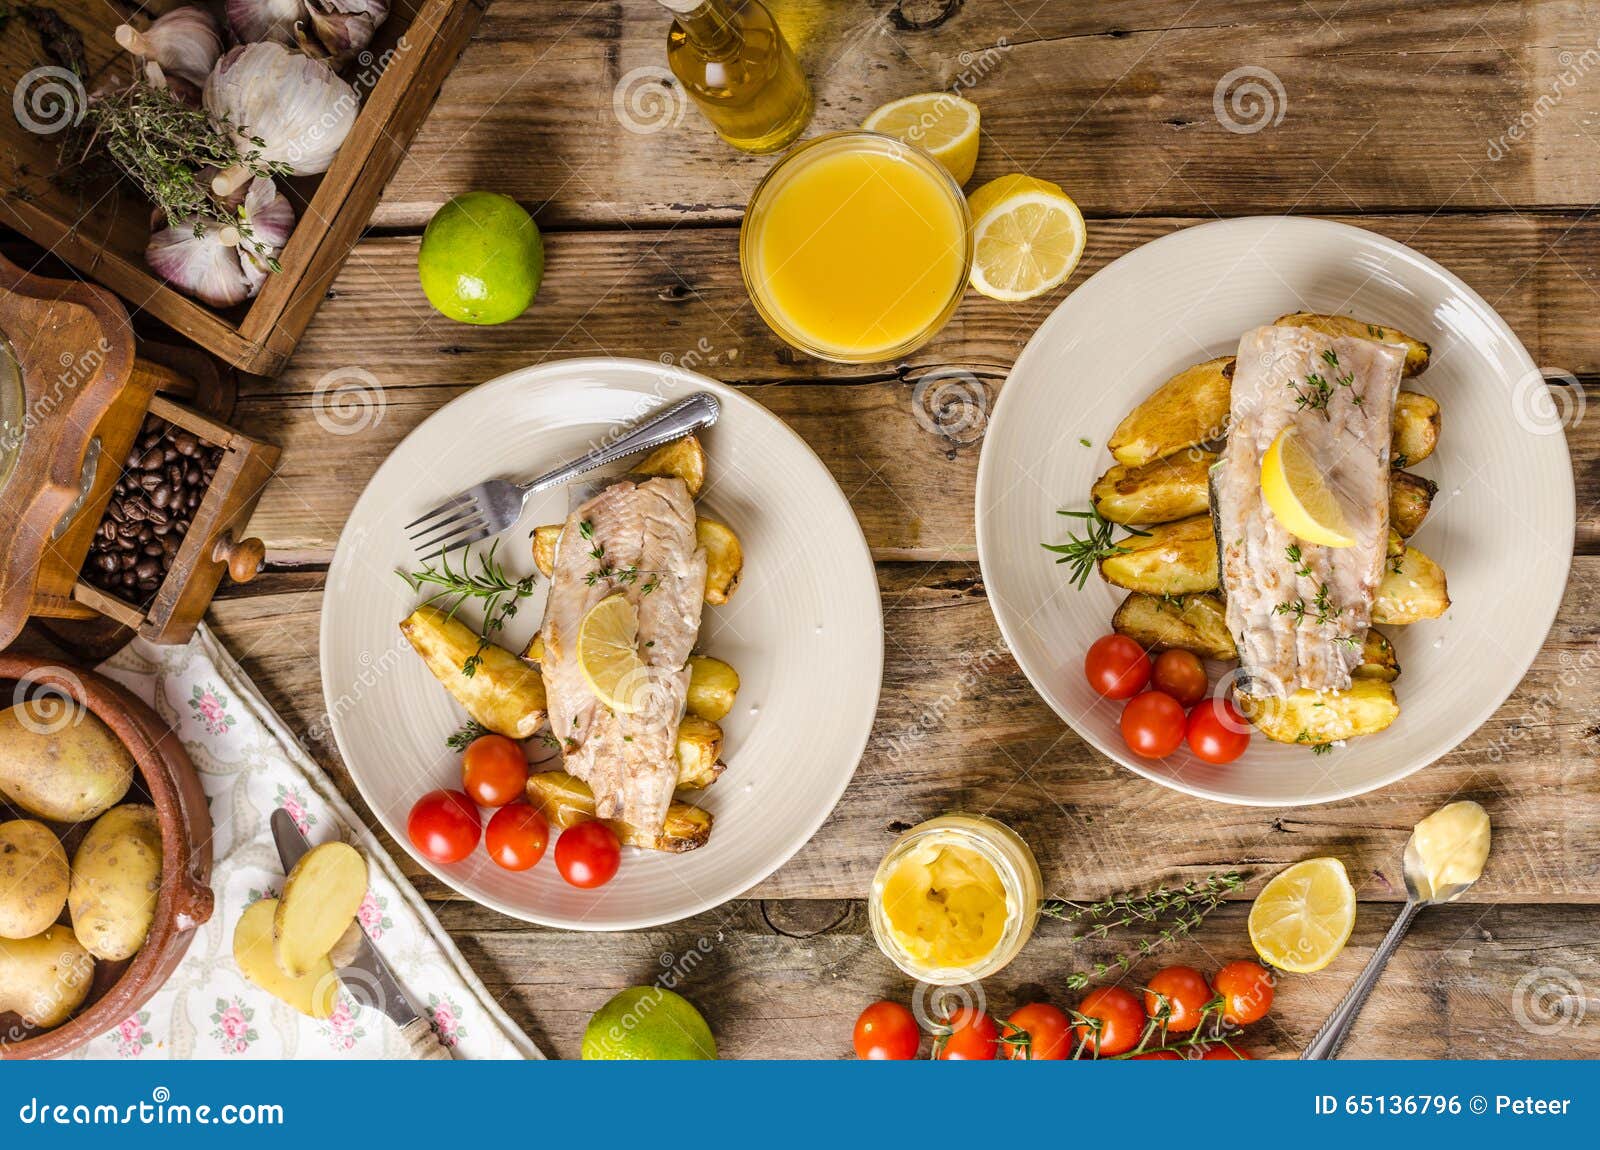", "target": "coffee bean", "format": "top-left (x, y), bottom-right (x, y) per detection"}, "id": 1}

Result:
top-left (163, 446), bottom-right (178, 464)
top-left (173, 519), bottom-right (188, 536)
top-left (152, 521), bottom-right (170, 536)
top-left (116, 521), bottom-right (139, 540)
top-left (174, 431), bottom-right (198, 456)
top-left (139, 448), bottom-right (162, 470)
top-left (95, 552), bottom-right (118, 574)
top-left (134, 559), bottom-right (159, 581)
top-left (150, 485), bottom-right (171, 509)
top-left (184, 466), bottom-right (201, 486)
top-left (118, 552), bottom-right (137, 571)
